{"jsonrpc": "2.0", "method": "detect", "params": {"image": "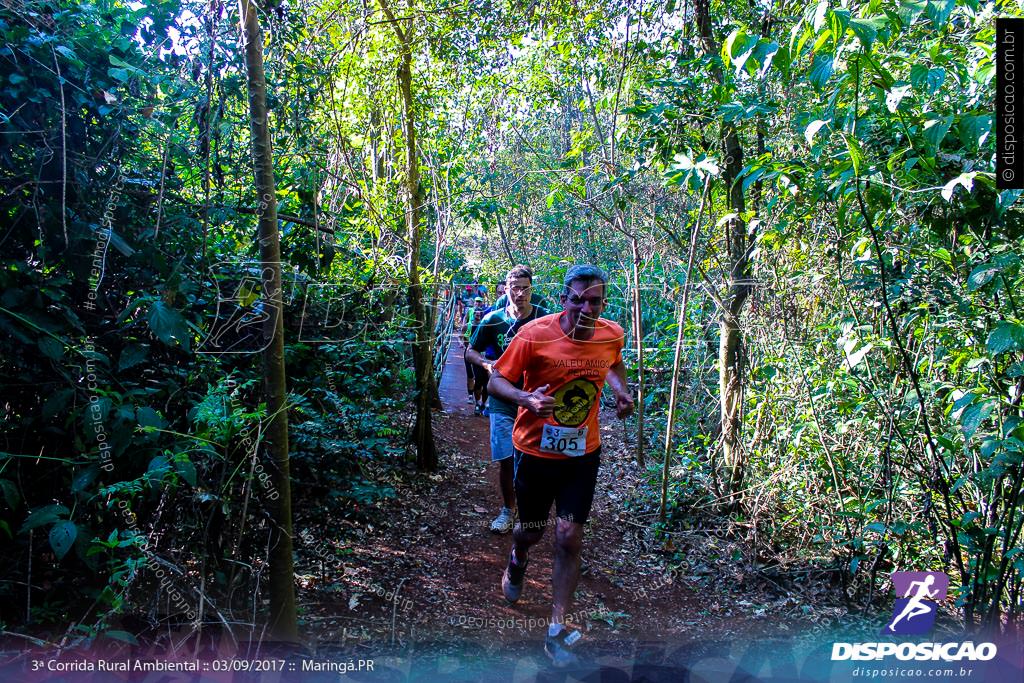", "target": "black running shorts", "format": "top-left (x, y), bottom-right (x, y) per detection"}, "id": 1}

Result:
top-left (471, 362), bottom-right (490, 387)
top-left (513, 448), bottom-right (600, 528)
